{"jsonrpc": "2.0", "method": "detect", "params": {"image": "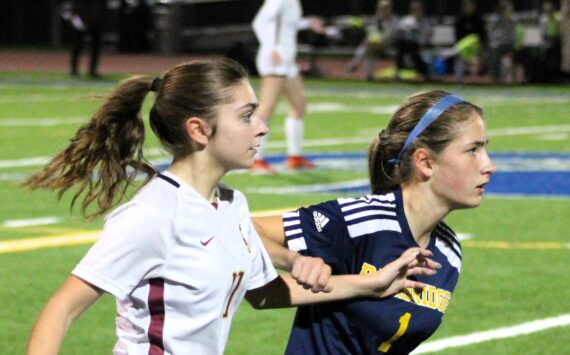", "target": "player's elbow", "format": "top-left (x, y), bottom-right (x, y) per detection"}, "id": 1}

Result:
top-left (245, 277), bottom-right (292, 310)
